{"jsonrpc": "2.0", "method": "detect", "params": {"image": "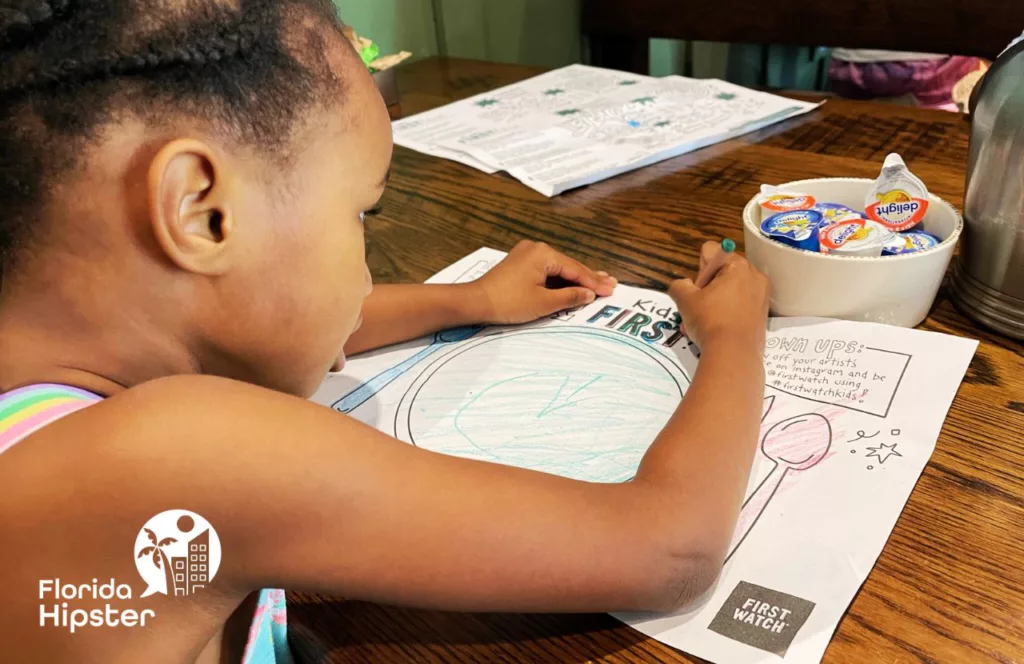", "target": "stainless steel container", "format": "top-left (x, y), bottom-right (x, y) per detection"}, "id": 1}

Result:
top-left (950, 36), bottom-right (1024, 339)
